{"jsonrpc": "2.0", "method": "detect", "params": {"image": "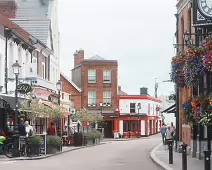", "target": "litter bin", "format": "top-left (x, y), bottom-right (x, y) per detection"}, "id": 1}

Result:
top-left (74, 132), bottom-right (83, 146)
